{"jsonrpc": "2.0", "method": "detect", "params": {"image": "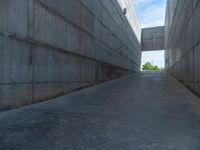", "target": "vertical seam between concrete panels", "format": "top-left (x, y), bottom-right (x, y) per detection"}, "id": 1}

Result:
top-left (32, 0), bottom-right (35, 40)
top-left (31, 44), bottom-right (34, 103)
top-left (27, 1), bottom-right (29, 38)
top-left (193, 46), bottom-right (195, 87)
top-left (5, 1), bottom-right (9, 30)
top-left (27, 0), bottom-right (33, 103)
top-left (32, 0), bottom-right (35, 103)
